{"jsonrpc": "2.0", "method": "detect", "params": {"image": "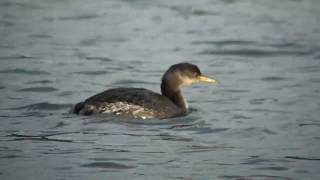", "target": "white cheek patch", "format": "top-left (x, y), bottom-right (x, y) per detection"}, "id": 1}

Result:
top-left (181, 77), bottom-right (194, 86)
